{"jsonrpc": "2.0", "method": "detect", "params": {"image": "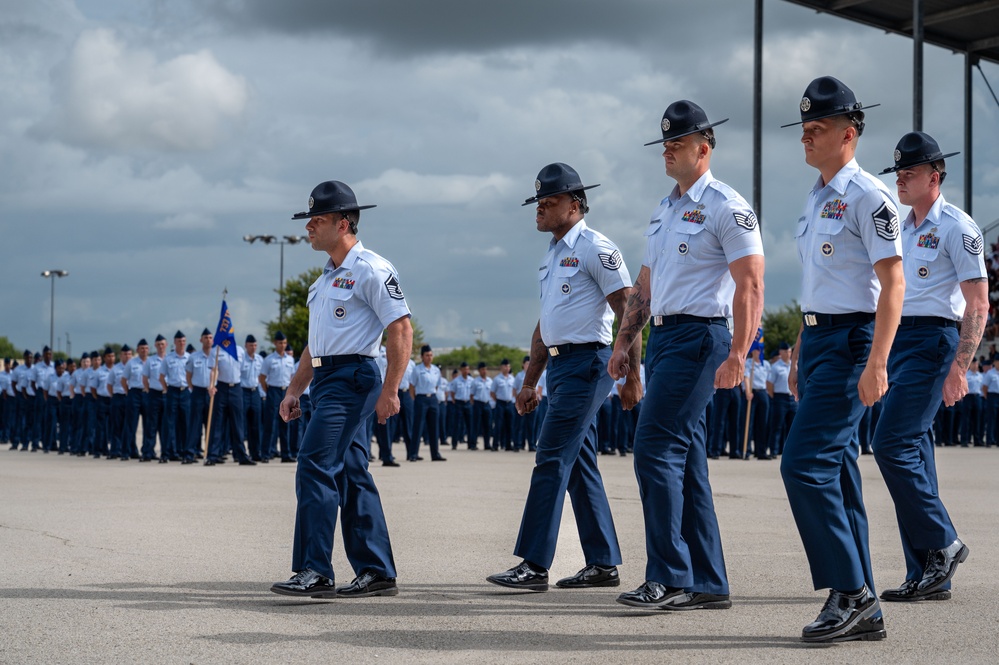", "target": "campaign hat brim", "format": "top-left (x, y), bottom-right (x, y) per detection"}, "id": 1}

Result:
top-left (522, 183), bottom-right (600, 206)
top-left (292, 203), bottom-right (376, 220)
top-left (879, 151), bottom-right (960, 175)
top-left (643, 118), bottom-right (729, 146)
top-left (780, 103), bottom-right (881, 128)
